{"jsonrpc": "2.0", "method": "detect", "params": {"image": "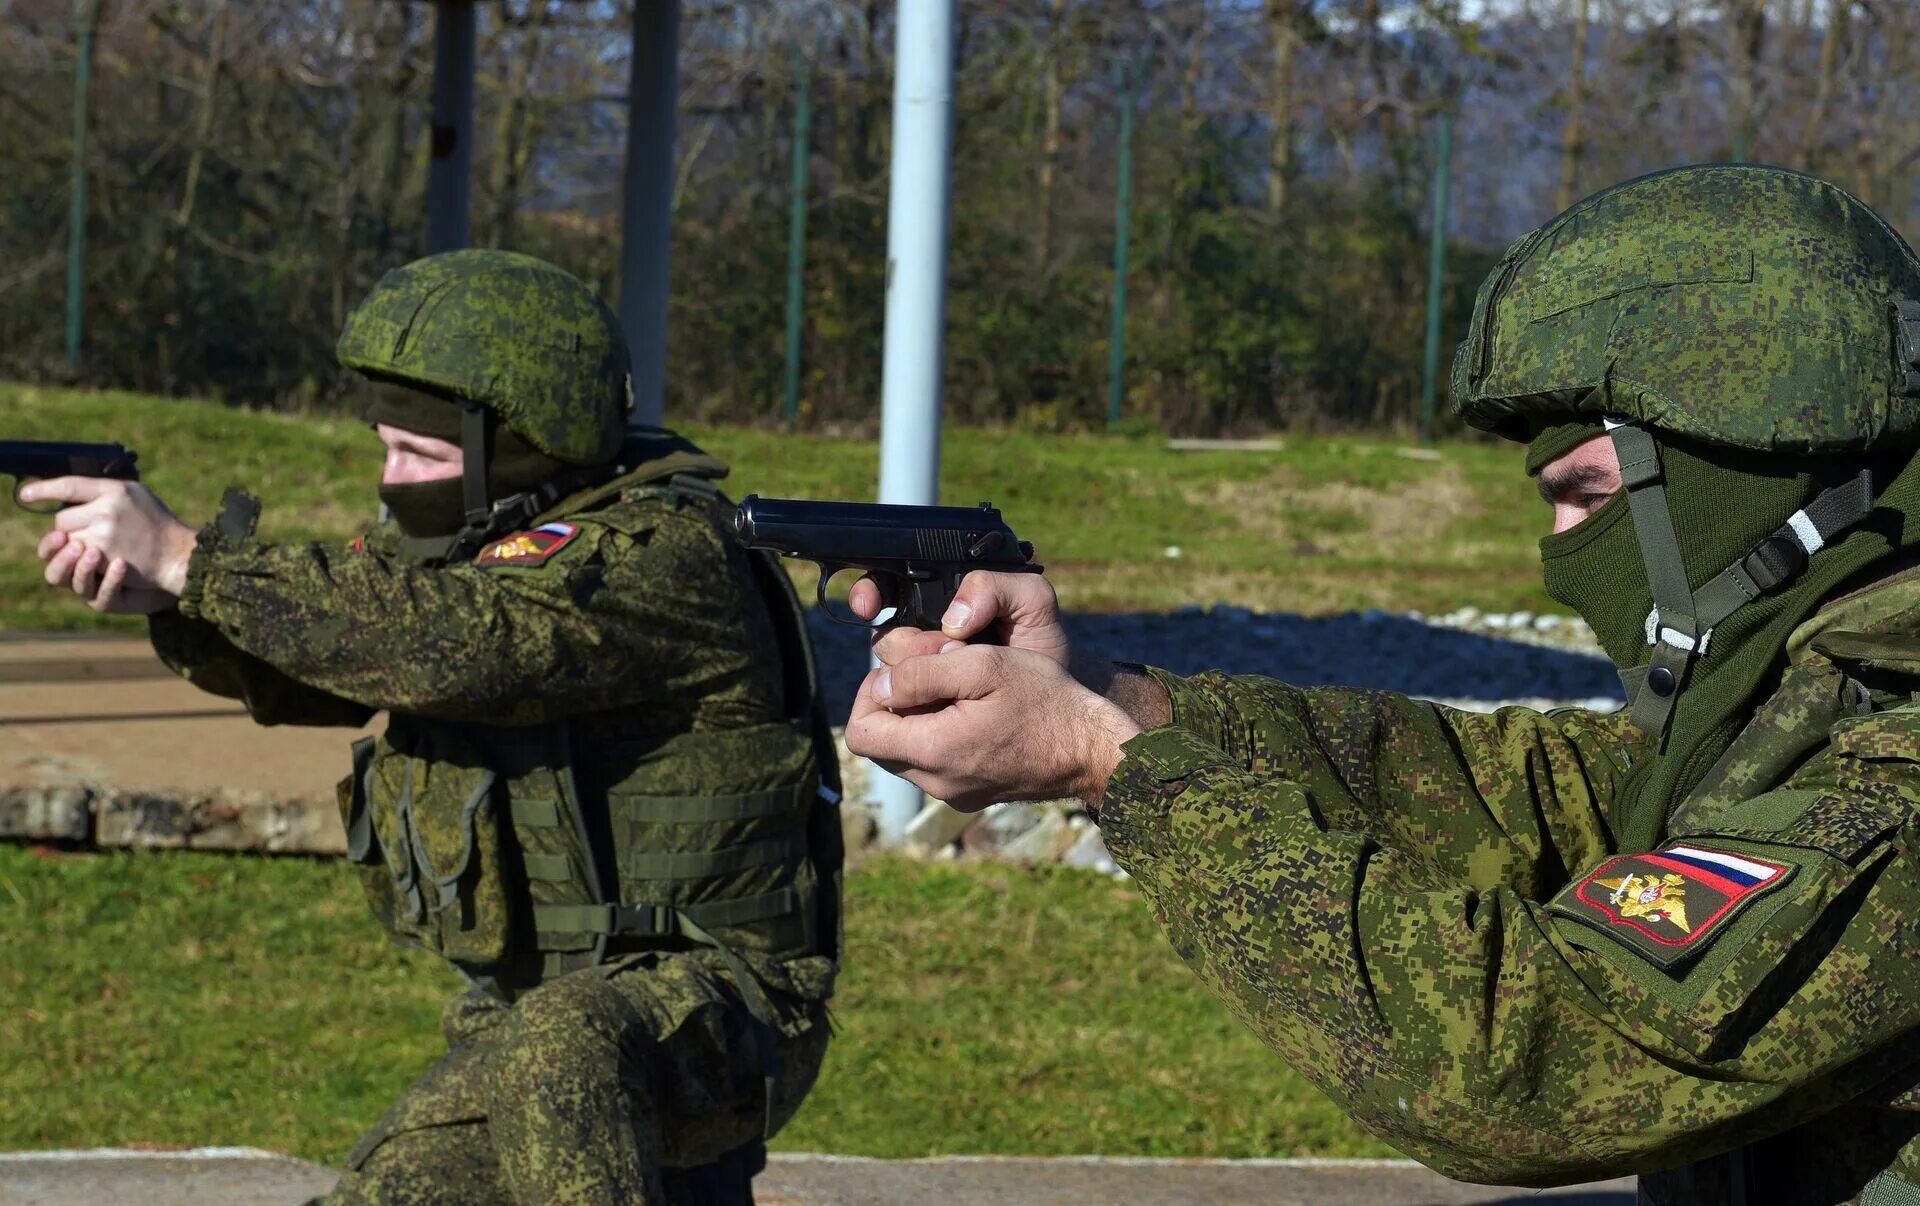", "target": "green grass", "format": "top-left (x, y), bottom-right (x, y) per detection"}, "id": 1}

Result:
top-left (0, 848), bottom-right (1386, 1162)
top-left (0, 383), bottom-right (1554, 631)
